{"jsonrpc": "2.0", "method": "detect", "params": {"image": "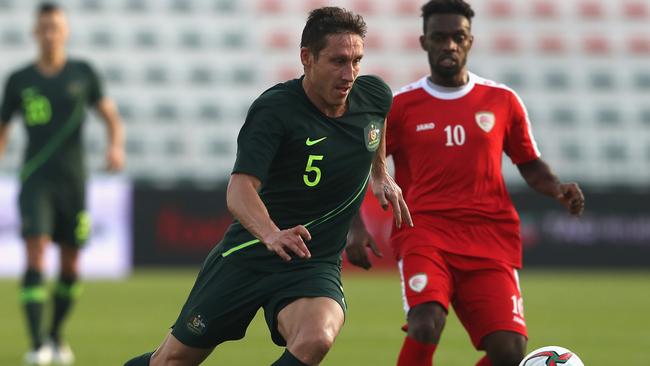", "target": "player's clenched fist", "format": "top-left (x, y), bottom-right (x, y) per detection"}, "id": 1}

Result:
top-left (556, 183), bottom-right (585, 216)
top-left (262, 225), bottom-right (312, 261)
